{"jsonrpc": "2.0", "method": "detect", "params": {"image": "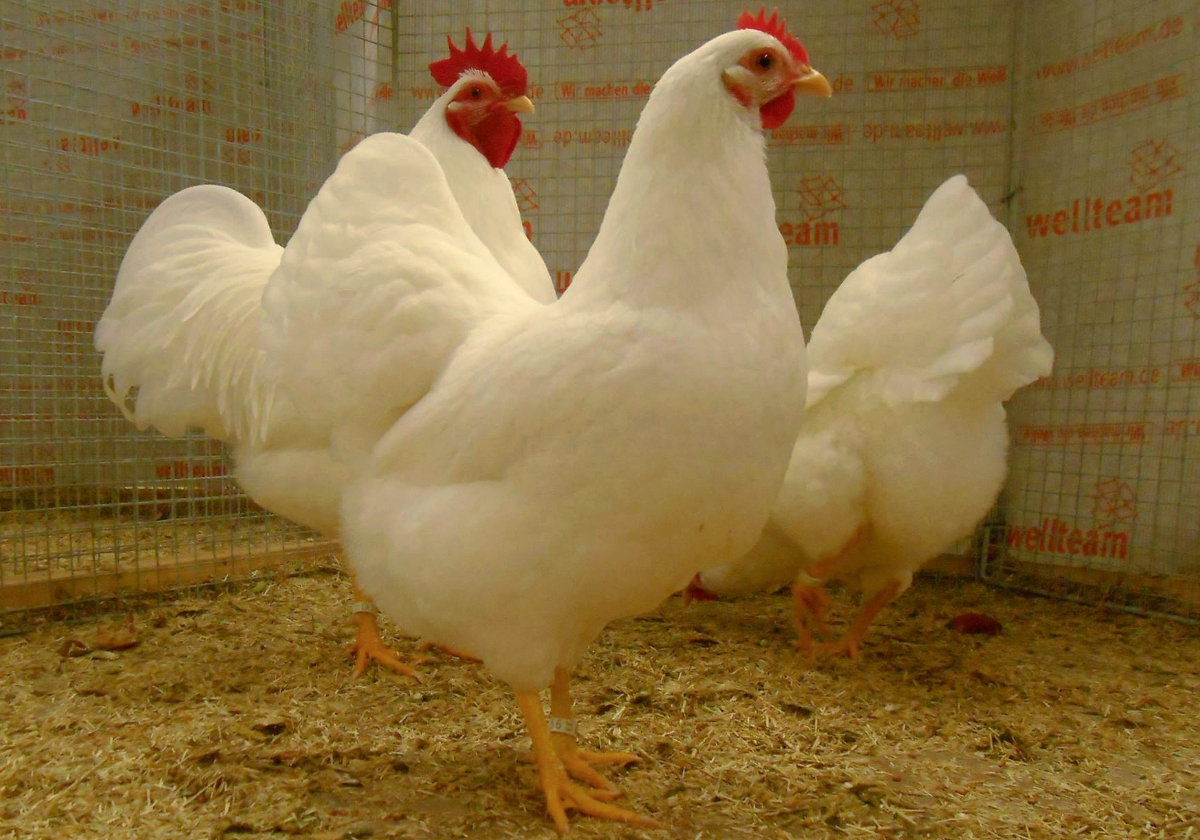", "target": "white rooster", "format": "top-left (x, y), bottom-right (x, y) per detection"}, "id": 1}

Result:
top-left (416, 30), bottom-right (554, 303)
top-left (689, 175), bottom-right (1054, 657)
top-left (94, 30), bottom-right (551, 676)
top-left (268, 10), bottom-right (829, 830)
